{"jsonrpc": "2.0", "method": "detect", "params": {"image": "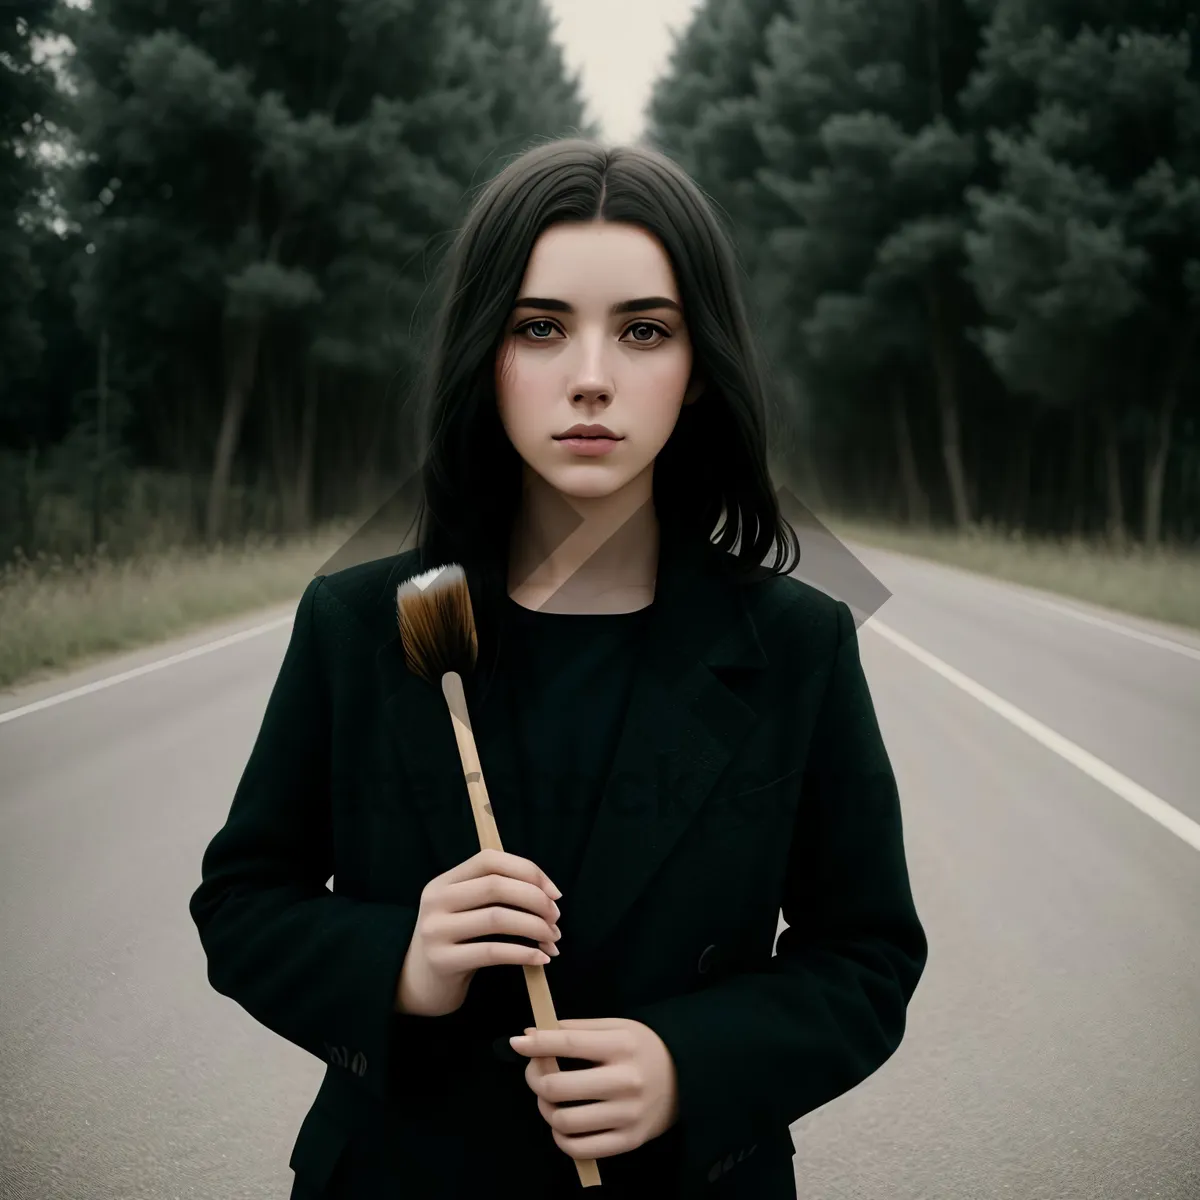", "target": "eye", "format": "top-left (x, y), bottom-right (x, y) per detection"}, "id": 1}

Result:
top-left (624, 321), bottom-right (669, 345)
top-left (518, 318), bottom-right (560, 340)
top-left (512, 319), bottom-right (671, 345)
